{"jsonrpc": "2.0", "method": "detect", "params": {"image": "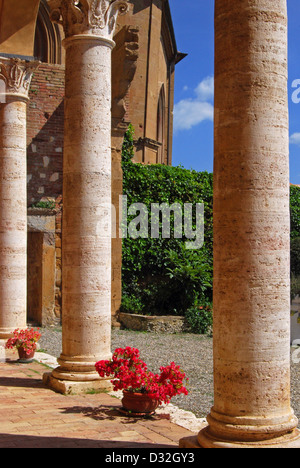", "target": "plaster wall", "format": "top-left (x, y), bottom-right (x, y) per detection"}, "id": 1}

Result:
top-left (0, 0), bottom-right (40, 56)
